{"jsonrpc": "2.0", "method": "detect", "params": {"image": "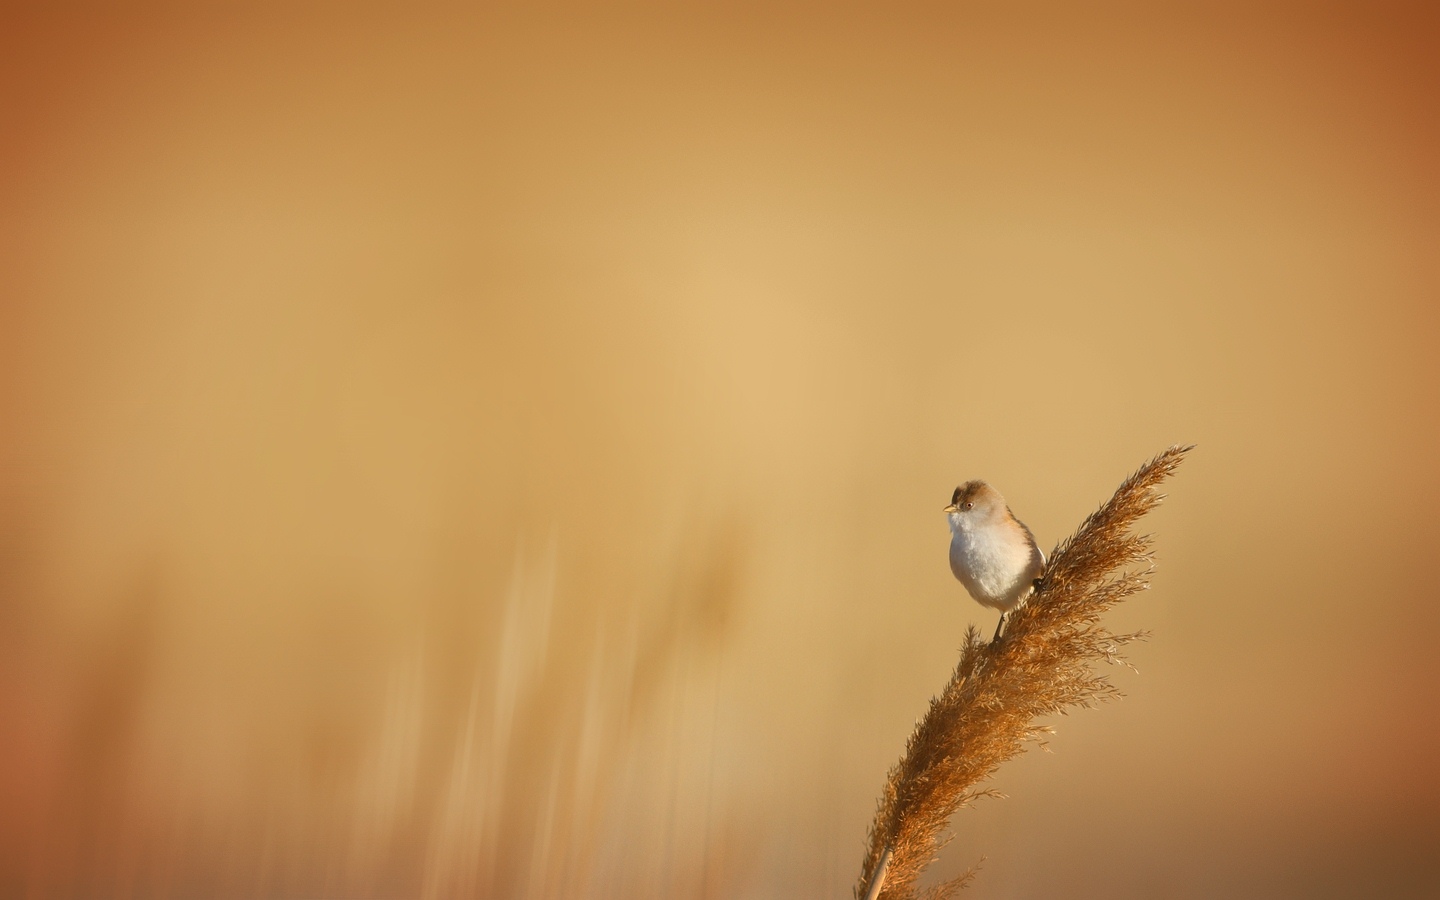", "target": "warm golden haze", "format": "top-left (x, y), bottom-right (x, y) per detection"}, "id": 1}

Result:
top-left (1, 3), bottom-right (1437, 898)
